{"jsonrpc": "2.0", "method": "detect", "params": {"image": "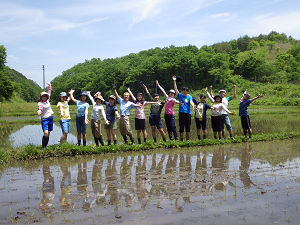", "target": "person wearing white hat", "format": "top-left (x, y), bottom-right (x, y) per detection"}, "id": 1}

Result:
top-left (156, 80), bottom-right (182, 140)
top-left (87, 91), bottom-right (110, 146)
top-left (57, 91), bottom-right (71, 143)
top-left (37, 82), bottom-right (54, 148)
